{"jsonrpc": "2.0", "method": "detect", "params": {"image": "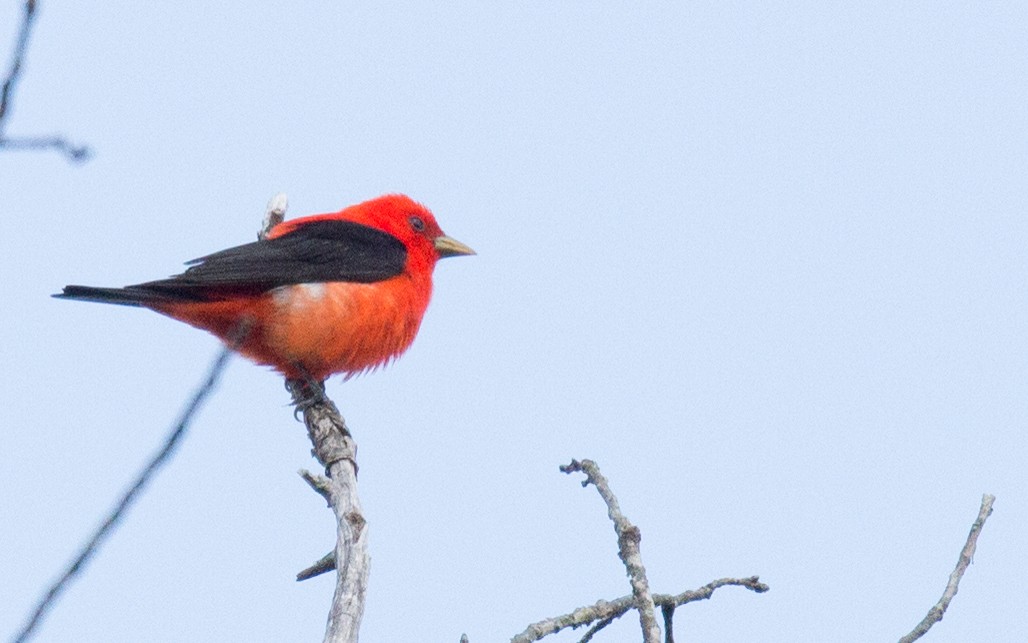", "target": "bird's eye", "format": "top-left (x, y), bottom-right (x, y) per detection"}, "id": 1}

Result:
top-left (409, 216), bottom-right (426, 233)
